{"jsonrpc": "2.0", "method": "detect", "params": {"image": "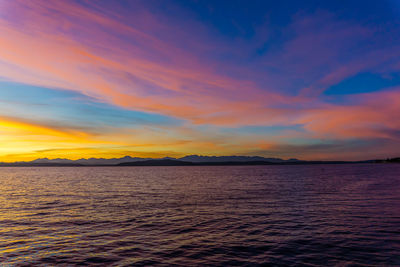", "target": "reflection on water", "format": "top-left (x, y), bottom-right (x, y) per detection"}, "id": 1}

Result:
top-left (0, 164), bottom-right (399, 266)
